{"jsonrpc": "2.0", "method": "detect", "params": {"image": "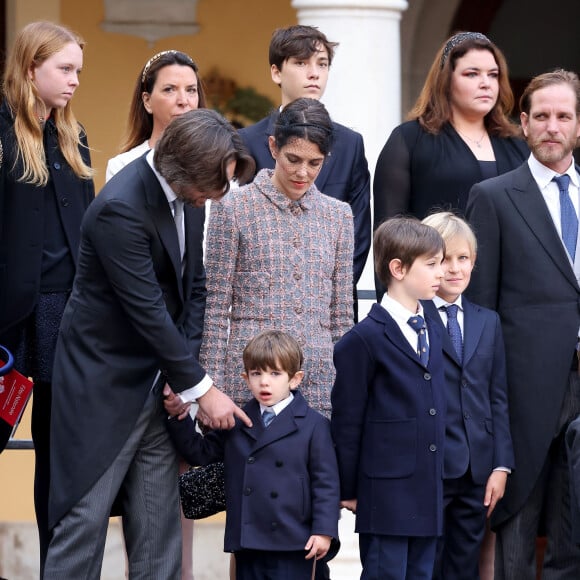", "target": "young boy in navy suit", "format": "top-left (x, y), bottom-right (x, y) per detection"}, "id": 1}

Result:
top-left (331, 217), bottom-right (446, 580)
top-left (421, 212), bottom-right (514, 580)
top-left (166, 330), bottom-right (340, 580)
